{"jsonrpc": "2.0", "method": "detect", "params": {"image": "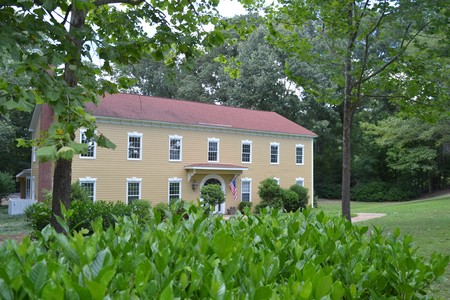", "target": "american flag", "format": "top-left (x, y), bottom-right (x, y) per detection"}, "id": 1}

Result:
top-left (229, 176), bottom-right (238, 201)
